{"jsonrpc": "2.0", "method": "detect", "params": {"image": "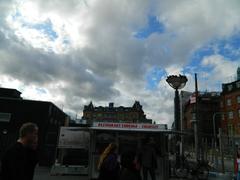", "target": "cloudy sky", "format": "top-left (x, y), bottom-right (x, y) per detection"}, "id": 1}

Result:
top-left (0, 0), bottom-right (240, 127)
